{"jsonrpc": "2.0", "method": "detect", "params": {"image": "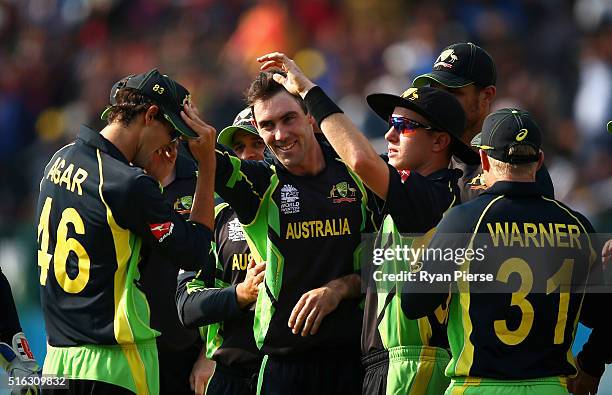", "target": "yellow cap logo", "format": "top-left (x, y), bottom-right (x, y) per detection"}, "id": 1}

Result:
top-left (401, 88), bottom-right (419, 101)
top-left (516, 128), bottom-right (528, 141)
